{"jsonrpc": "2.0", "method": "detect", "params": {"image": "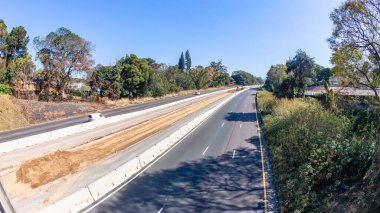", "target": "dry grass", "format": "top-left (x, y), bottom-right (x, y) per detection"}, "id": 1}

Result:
top-left (0, 95), bottom-right (29, 131)
top-left (15, 92), bottom-right (229, 188)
